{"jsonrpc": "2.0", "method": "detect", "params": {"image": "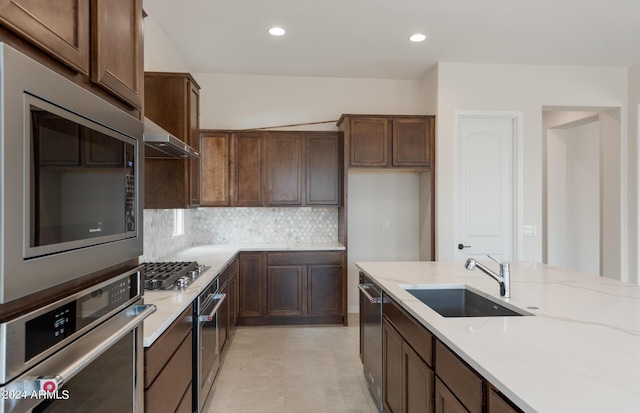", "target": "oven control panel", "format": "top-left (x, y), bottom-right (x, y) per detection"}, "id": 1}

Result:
top-left (21, 272), bottom-right (138, 363)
